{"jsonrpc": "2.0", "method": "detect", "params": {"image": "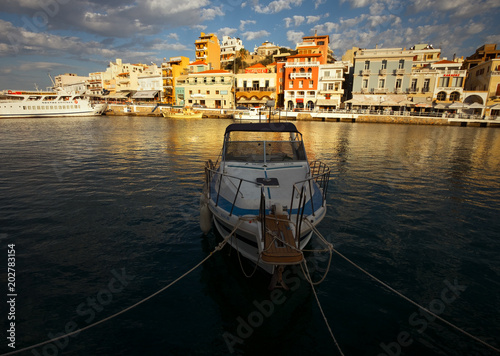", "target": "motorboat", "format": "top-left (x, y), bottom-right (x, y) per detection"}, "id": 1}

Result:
top-left (0, 89), bottom-right (107, 118)
top-left (234, 107), bottom-right (268, 121)
top-left (163, 107), bottom-right (203, 119)
top-left (201, 122), bottom-right (330, 283)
